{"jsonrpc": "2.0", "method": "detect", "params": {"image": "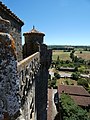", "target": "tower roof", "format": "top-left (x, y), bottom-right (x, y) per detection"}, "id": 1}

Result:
top-left (23, 26), bottom-right (45, 36)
